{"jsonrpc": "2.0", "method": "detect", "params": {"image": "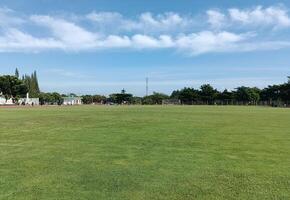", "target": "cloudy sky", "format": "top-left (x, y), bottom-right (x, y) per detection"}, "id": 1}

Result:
top-left (0, 0), bottom-right (290, 96)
